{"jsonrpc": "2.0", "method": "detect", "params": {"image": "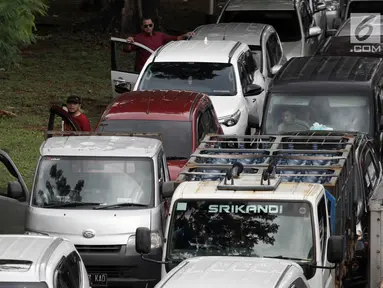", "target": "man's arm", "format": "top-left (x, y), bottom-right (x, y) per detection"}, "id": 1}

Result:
top-left (161, 31), bottom-right (195, 44)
